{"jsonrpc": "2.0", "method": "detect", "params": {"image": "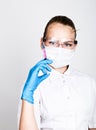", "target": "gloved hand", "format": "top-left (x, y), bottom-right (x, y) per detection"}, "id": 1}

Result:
top-left (21, 59), bottom-right (52, 104)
